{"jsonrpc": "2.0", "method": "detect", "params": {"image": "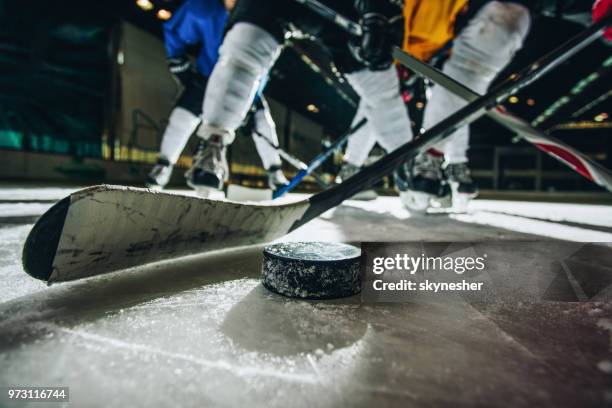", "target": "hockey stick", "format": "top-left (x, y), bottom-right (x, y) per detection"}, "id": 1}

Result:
top-left (292, 17), bottom-right (611, 227)
top-left (251, 129), bottom-right (329, 188)
top-left (293, 0), bottom-right (363, 37)
top-left (392, 48), bottom-right (612, 193)
top-left (292, 0), bottom-right (403, 37)
top-left (273, 117), bottom-right (368, 198)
